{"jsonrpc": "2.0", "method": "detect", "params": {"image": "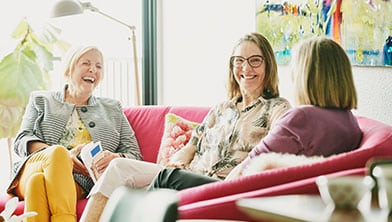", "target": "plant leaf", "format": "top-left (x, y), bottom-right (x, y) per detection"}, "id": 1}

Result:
top-left (0, 50), bottom-right (46, 101)
top-left (30, 34), bottom-right (54, 72)
top-left (11, 18), bottom-right (29, 40)
top-left (0, 18), bottom-right (69, 138)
